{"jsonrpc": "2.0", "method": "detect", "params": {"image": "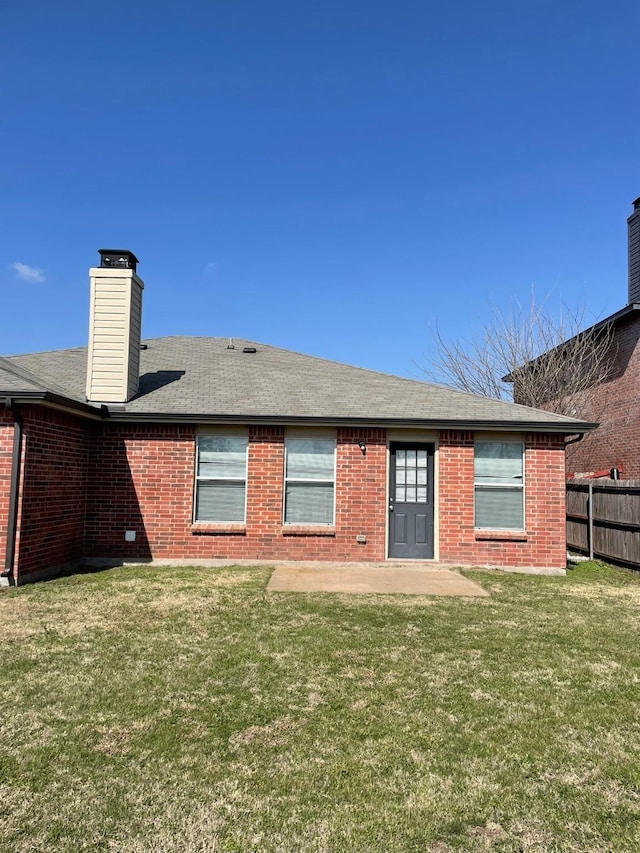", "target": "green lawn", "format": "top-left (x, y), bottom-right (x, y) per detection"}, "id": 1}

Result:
top-left (1, 561), bottom-right (639, 853)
